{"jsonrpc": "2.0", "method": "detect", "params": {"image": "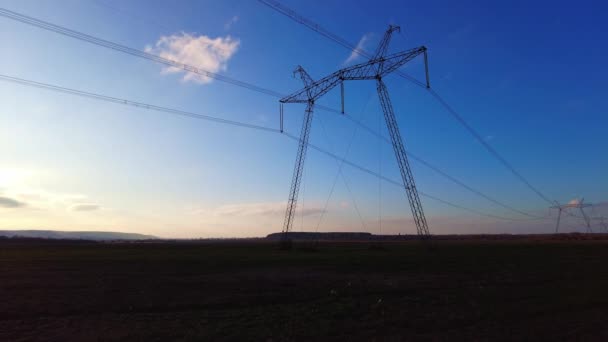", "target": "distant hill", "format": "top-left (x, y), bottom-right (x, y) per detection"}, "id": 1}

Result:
top-left (0, 230), bottom-right (157, 241)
